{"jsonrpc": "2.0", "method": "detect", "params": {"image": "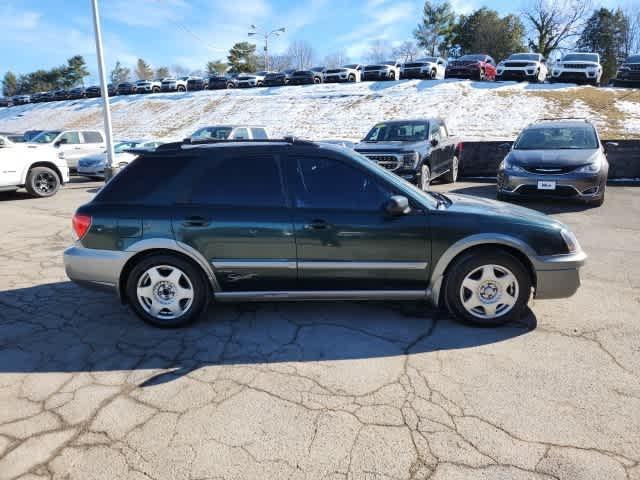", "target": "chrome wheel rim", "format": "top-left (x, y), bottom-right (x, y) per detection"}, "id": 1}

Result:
top-left (35, 172), bottom-right (56, 194)
top-left (420, 165), bottom-right (430, 190)
top-left (459, 264), bottom-right (519, 320)
top-left (452, 156), bottom-right (459, 181)
top-left (137, 265), bottom-right (194, 320)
